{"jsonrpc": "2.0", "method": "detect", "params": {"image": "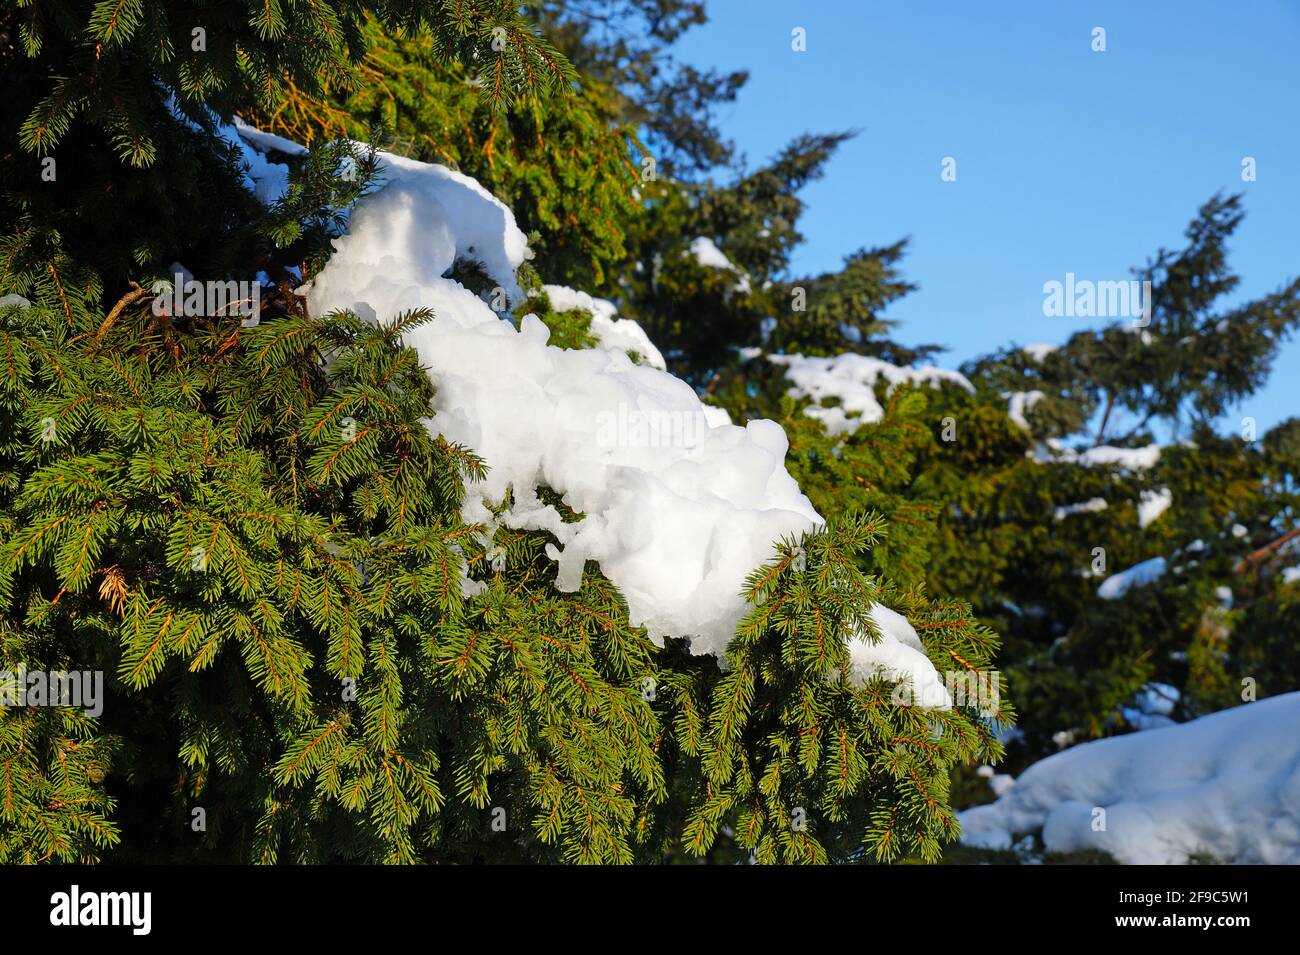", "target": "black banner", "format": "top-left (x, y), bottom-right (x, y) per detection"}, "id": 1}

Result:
top-left (0, 863), bottom-right (1281, 942)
